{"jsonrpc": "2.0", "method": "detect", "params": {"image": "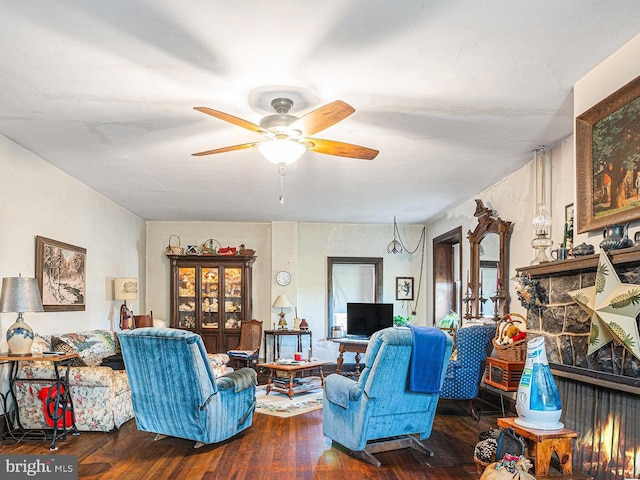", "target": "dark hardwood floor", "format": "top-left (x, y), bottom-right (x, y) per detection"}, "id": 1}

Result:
top-left (1, 400), bottom-right (499, 480)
